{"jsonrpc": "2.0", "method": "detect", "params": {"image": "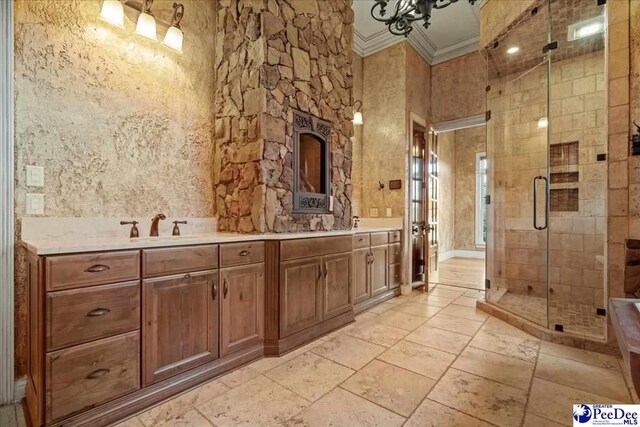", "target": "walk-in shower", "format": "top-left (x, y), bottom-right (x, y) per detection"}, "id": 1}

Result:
top-left (485, 0), bottom-right (607, 339)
